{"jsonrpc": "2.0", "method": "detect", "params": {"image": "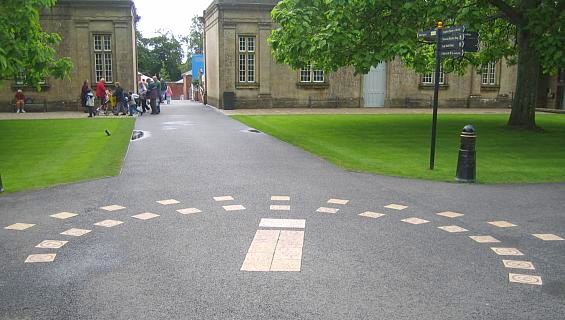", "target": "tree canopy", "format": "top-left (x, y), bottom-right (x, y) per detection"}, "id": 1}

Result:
top-left (0, 0), bottom-right (72, 87)
top-left (137, 31), bottom-right (184, 81)
top-left (269, 0), bottom-right (565, 128)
